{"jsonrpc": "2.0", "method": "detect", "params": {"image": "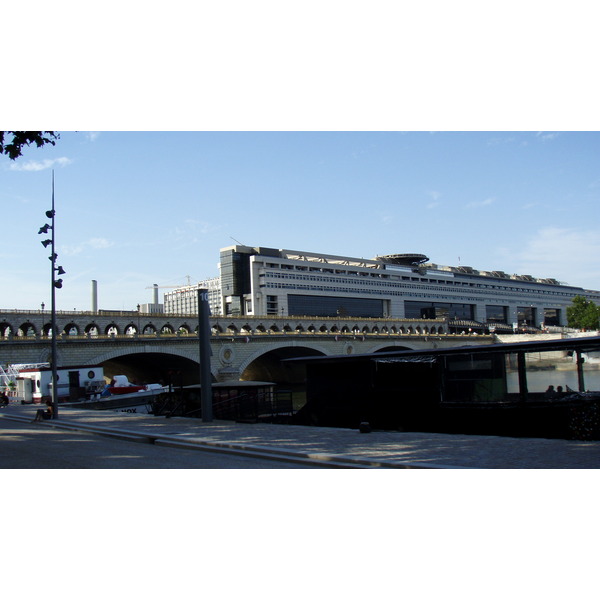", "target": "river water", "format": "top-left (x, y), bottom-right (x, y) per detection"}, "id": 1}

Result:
top-left (506, 369), bottom-right (600, 394)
